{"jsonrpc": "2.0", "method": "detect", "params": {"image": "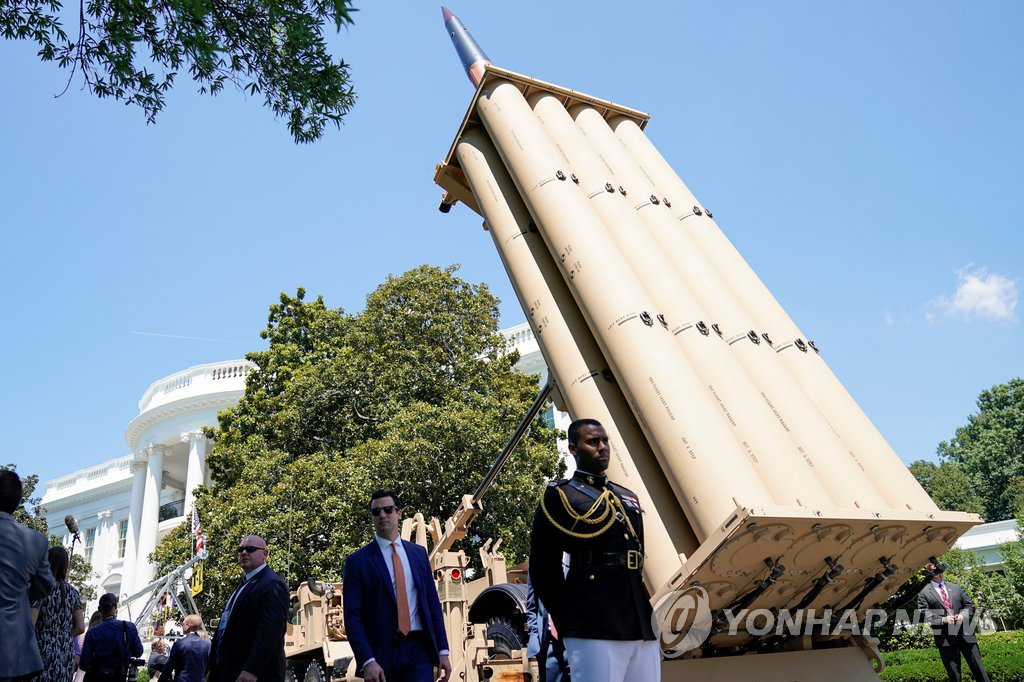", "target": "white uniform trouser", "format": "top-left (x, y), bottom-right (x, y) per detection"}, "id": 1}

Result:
top-left (563, 638), bottom-right (661, 681)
